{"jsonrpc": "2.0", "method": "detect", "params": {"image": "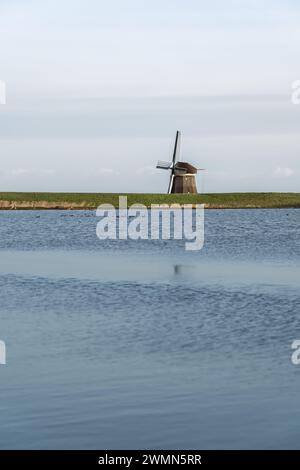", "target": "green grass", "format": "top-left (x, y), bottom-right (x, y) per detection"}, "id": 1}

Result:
top-left (0, 192), bottom-right (300, 209)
